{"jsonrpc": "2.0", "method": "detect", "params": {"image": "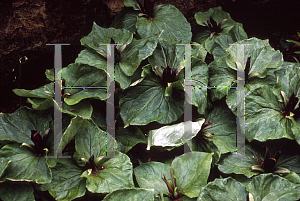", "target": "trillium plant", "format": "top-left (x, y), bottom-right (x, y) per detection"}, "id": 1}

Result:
top-left (1, 2), bottom-right (300, 201)
top-left (203, 16), bottom-right (227, 39)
